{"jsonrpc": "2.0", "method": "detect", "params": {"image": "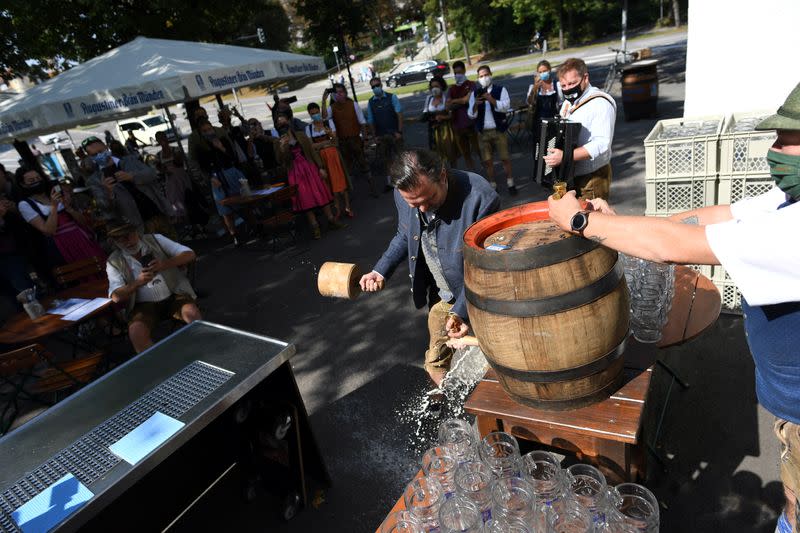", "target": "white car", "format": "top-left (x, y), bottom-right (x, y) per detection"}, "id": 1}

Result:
top-left (38, 132), bottom-right (66, 145)
top-left (116, 114), bottom-right (178, 147)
